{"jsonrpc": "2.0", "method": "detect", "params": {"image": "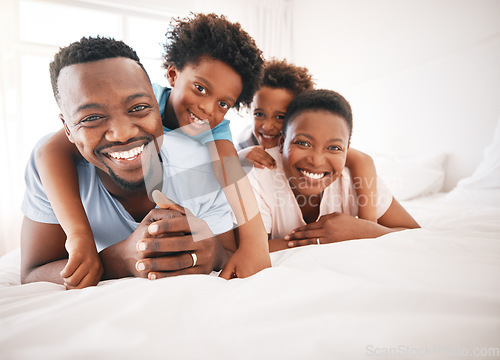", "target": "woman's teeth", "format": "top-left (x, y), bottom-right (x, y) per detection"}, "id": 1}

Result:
top-left (108, 144), bottom-right (145, 160)
top-left (189, 112), bottom-right (208, 125)
top-left (300, 169), bottom-right (326, 180)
